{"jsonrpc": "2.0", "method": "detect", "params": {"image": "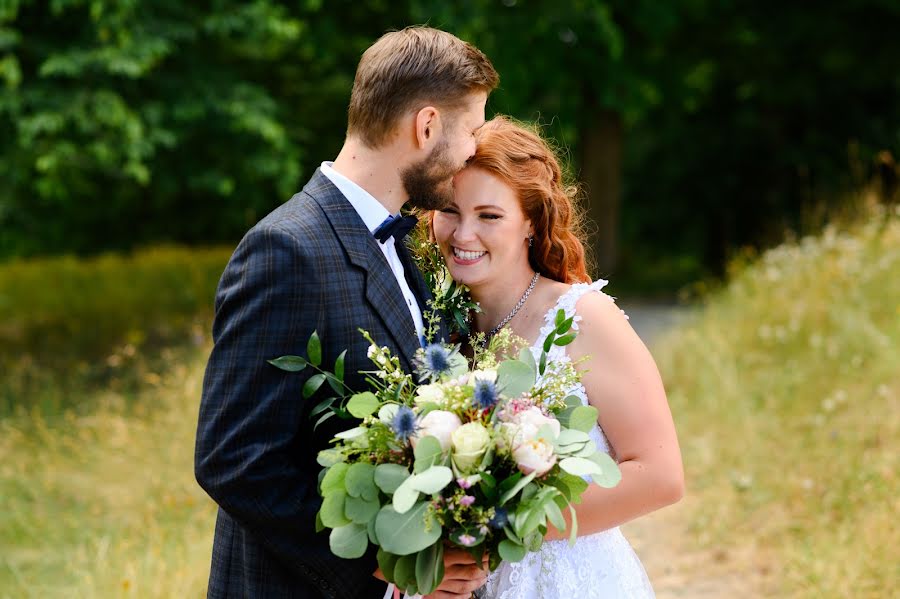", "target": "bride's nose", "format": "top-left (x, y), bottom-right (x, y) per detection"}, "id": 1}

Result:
top-left (451, 216), bottom-right (478, 243)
